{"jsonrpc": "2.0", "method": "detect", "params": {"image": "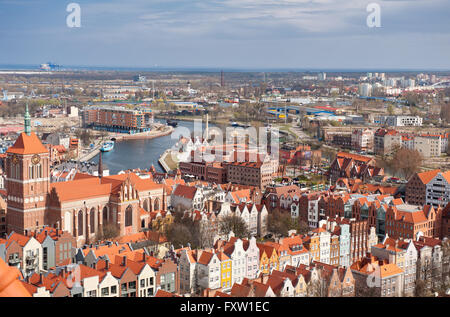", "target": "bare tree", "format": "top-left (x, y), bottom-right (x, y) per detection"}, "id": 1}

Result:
top-left (95, 223), bottom-right (120, 242)
top-left (218, 215), bottom-right (249, 239)
top-left (391, 148), bottom-right (423, 179)
top-left (307, 274), bottom-right (330, 297)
